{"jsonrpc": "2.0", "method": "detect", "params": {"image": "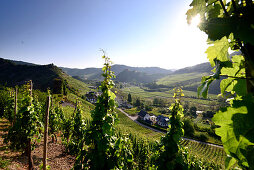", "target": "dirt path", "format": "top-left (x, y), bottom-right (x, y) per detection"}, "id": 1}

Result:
top-left (118, 108), bottom-right (138, 121)
top-left (0, 119), bottom-right (75, 170)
